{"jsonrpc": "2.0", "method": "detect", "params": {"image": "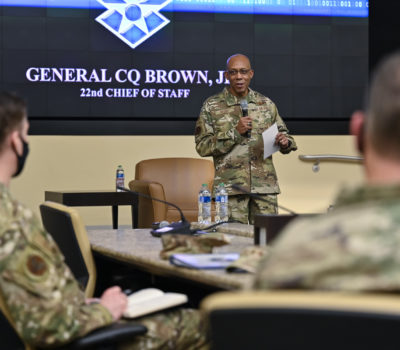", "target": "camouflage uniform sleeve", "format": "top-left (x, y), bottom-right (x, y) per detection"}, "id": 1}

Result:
top-left (273, 104), bottom-right (297, 154)
top-left (251, 217), bottom-right (334, 290)
top-left (251, 210), bottom-right (400, 292)
top-left (125, 308), bottom-right (208, 350)
top-left (0, 217), bottom-right (113, 348)
top-left (195, 101), bottom-right (241, 157)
